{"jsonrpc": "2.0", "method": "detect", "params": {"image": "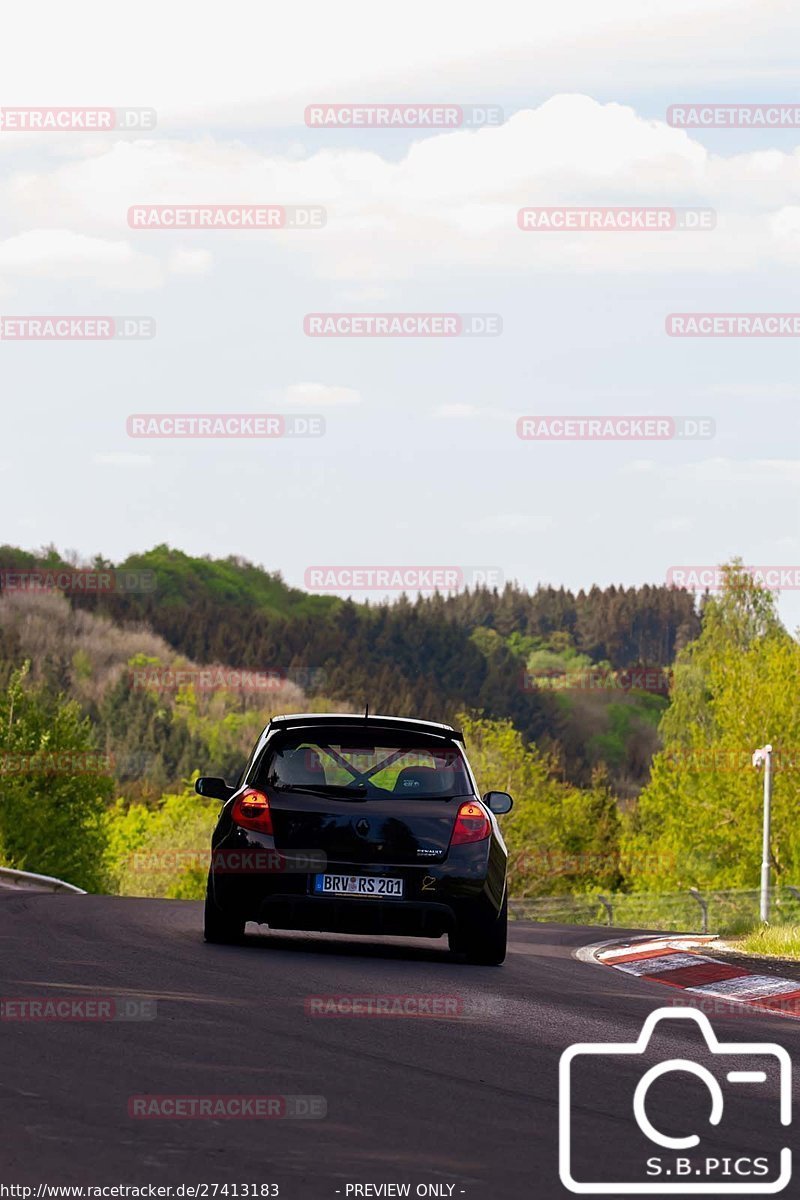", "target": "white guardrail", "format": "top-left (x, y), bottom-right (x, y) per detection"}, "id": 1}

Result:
top-left (0, 866), bottom-right (86, 895)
